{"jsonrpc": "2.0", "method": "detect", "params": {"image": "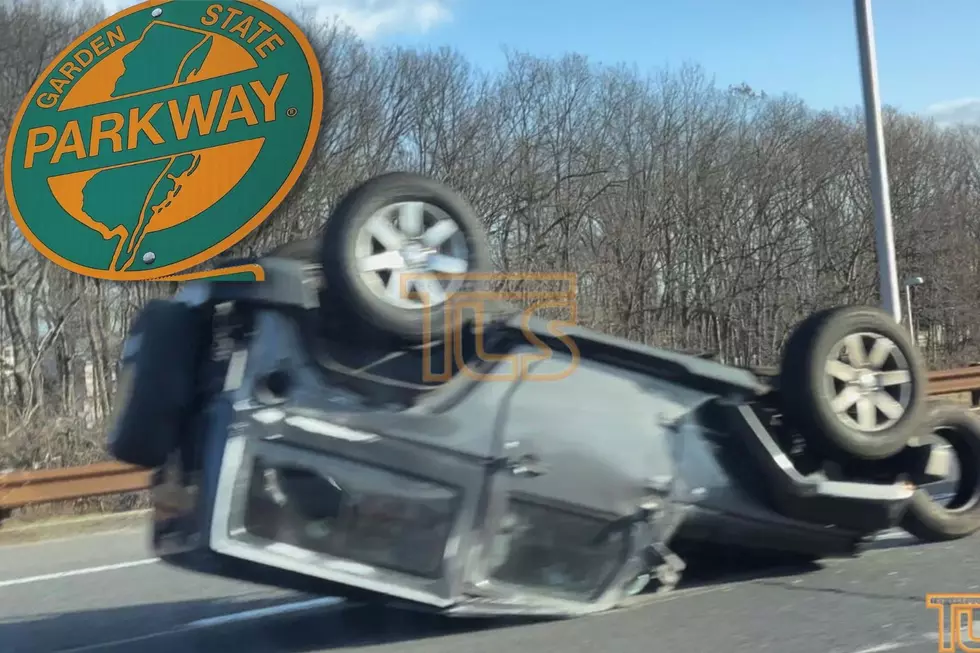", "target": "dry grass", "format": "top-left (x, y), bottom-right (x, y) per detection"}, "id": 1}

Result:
top-left (0, 491), bottom-right (149, 530)
top-left (0, 509), bottom-right (148, 545)
top-left (934, 393), bottom-right (975, 407)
